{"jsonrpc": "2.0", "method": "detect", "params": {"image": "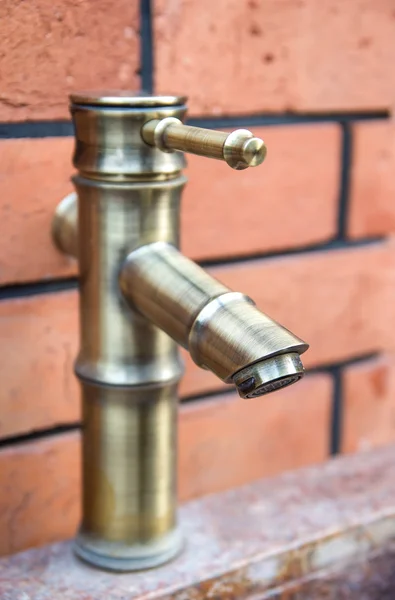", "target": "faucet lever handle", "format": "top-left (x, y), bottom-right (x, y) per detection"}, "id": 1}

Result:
top-left (141, 117), bottom-right (267, 170)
